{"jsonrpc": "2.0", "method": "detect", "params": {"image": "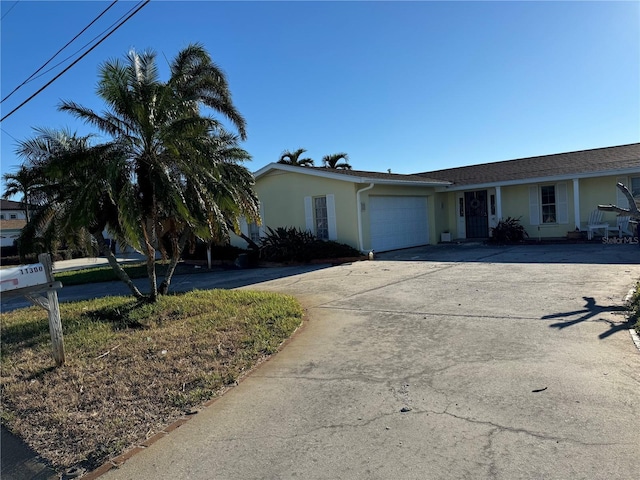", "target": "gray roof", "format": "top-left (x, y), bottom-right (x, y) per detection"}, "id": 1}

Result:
top-left (308, 167), bottom-right (449, 184)
top-left (417, 143), bottom-right (640, 186)
top-left (1, 199), bottom-right (25, 211)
